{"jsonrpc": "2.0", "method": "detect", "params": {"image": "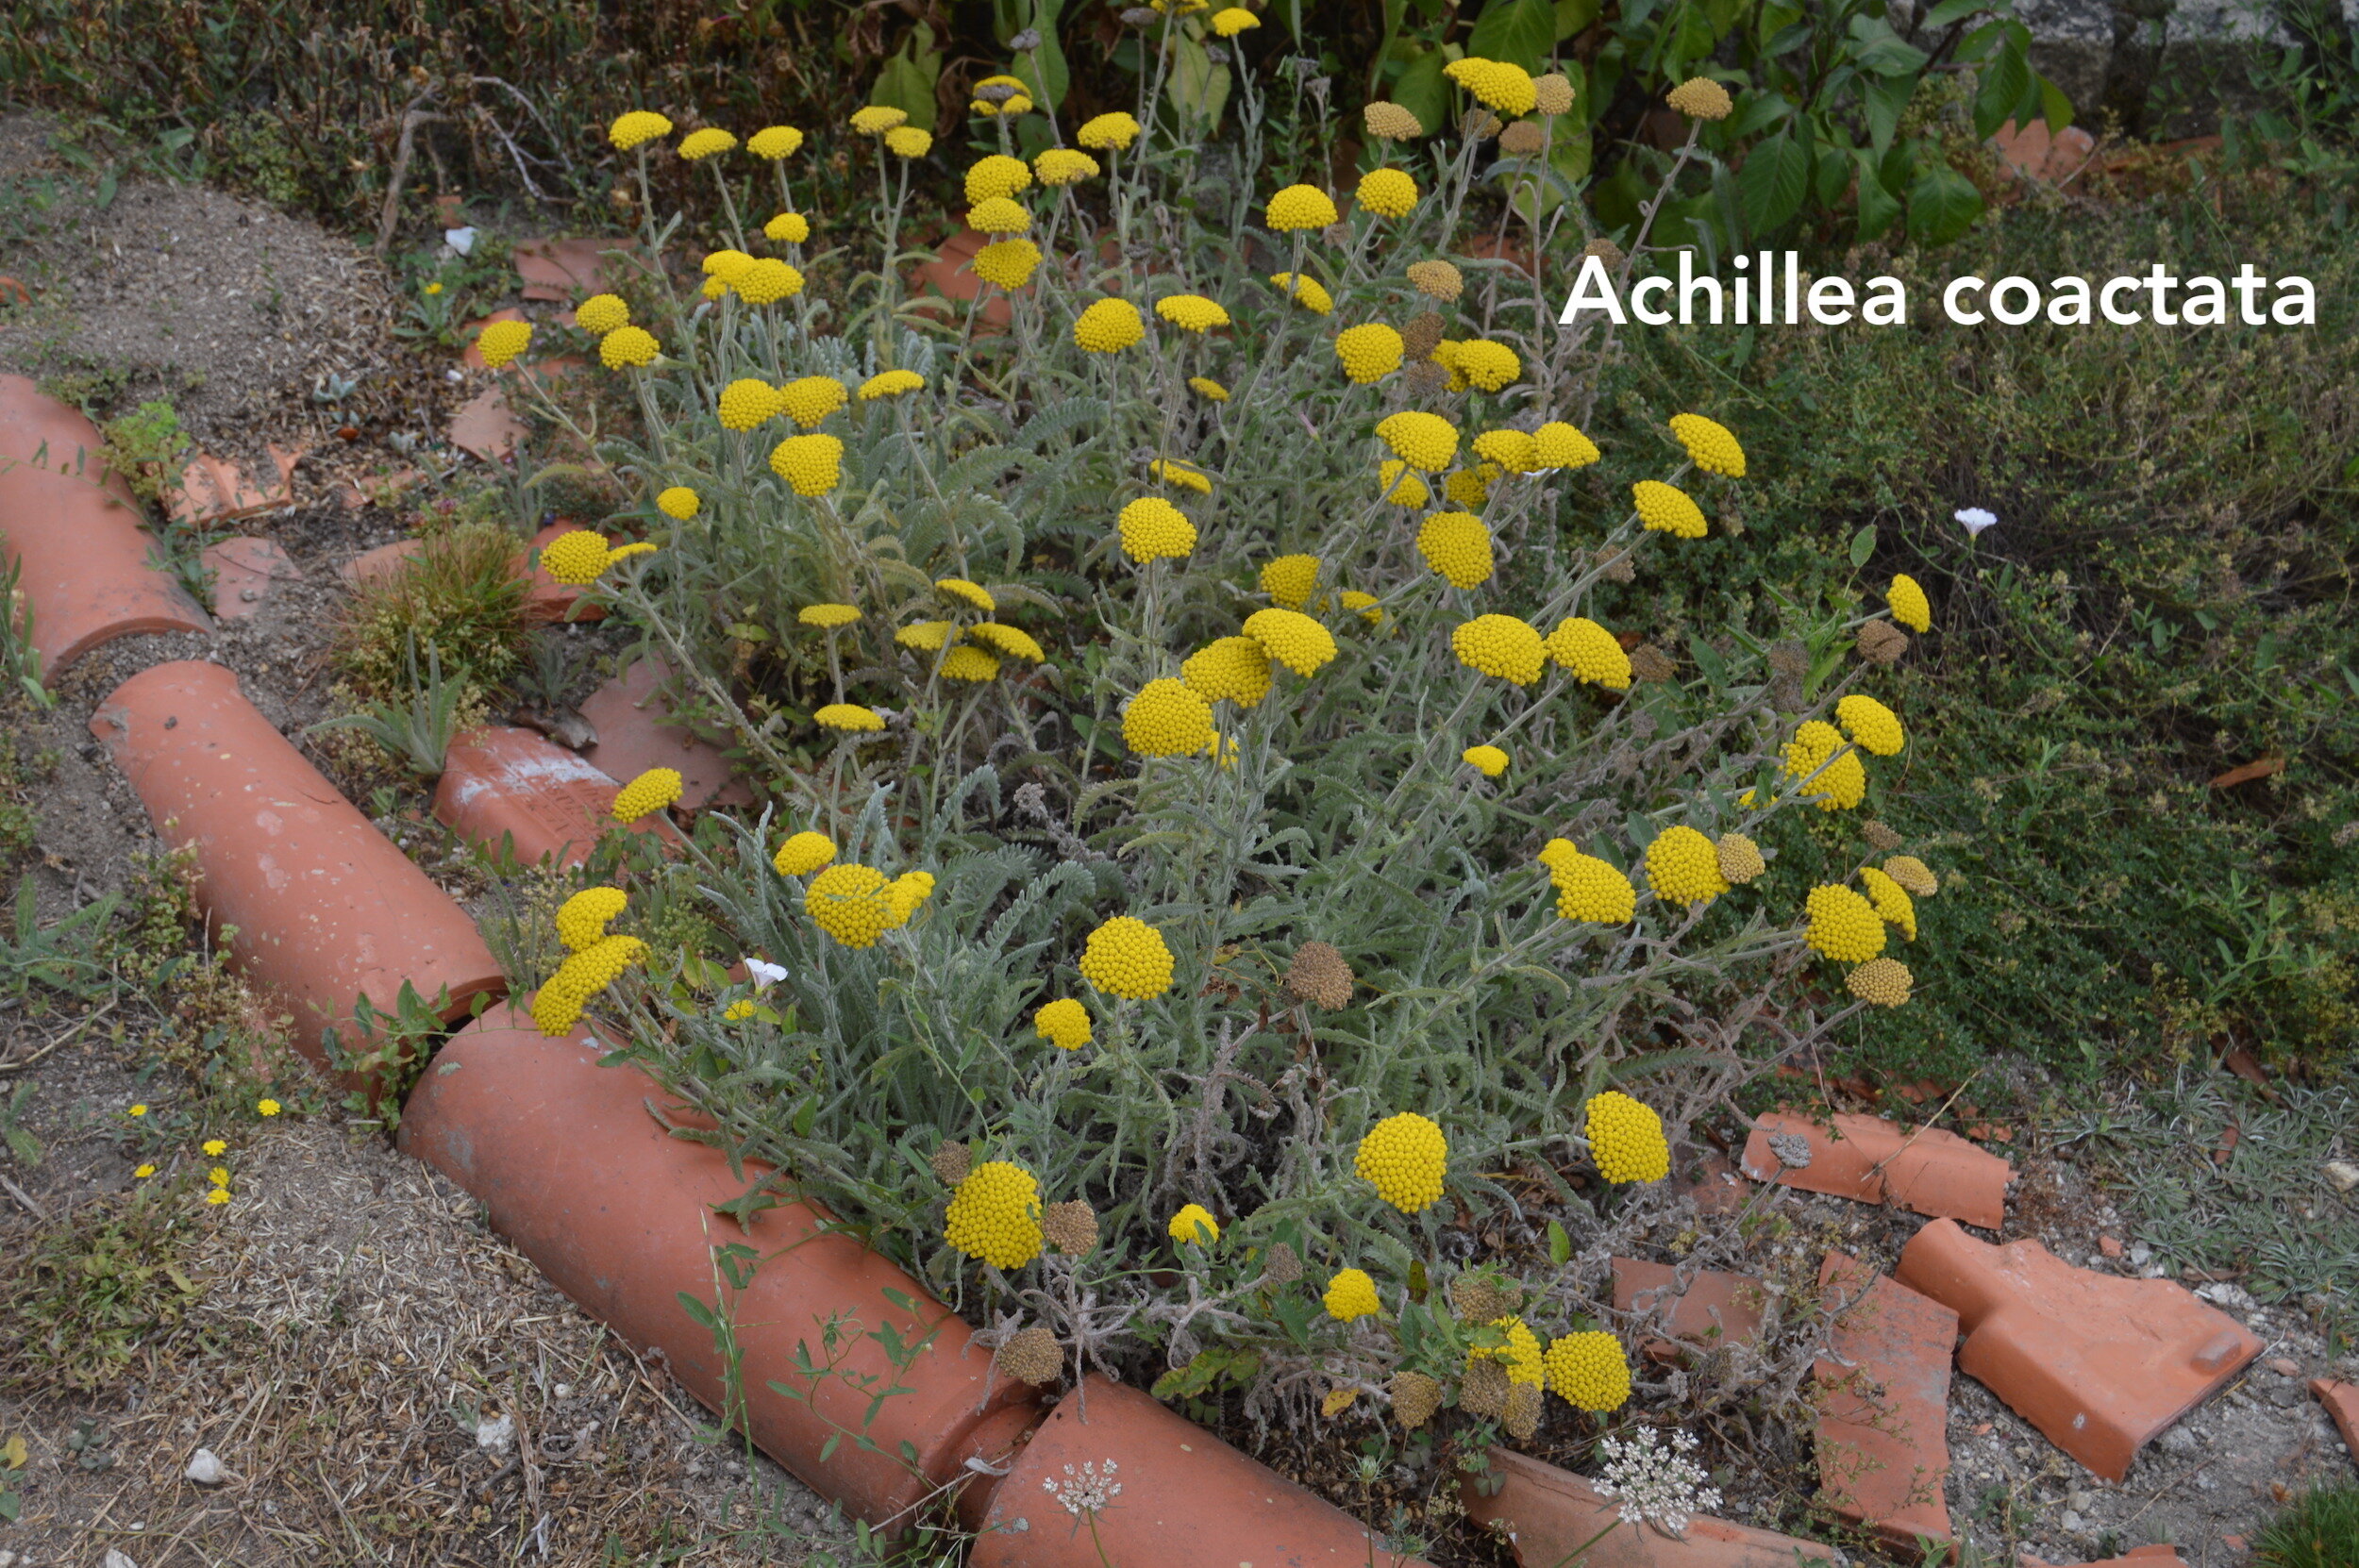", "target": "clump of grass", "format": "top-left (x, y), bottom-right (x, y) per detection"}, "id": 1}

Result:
top-left (333, 520), bottom-right (531, 702)
top-left (2256, 1483), bottom-right (2359, 1568)
top-left (0, 1184), bottom-right (208, 1392)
